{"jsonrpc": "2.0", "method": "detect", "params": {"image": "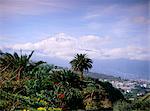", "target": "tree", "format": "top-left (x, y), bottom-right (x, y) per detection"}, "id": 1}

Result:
top-left (0, 50), bottom-right (44, 80)
top-left (70, 54), bottom-right (93, 79)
